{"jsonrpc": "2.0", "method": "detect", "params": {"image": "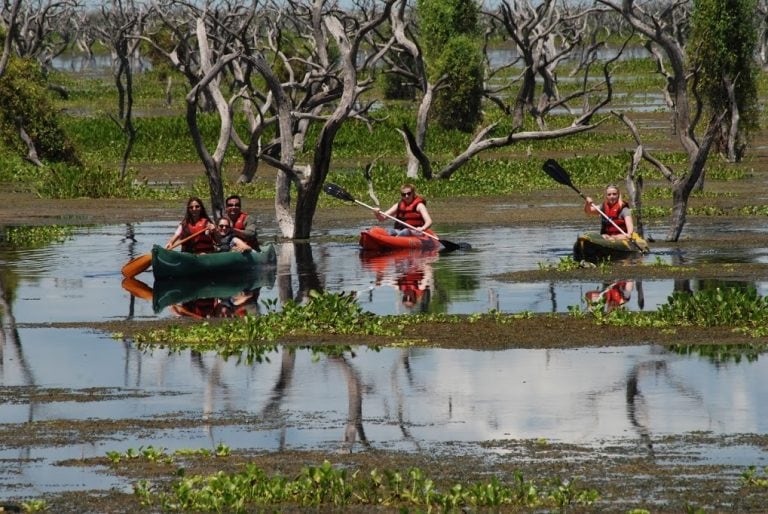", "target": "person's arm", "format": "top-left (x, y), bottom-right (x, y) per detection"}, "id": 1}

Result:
top-left (233, 214), bottom-right (257, 242)
top-left (231, 237), bottom-right (252, 252)
top-left (374, 203), bottom-right (397, 221)
top-left (165, 224), bottom-right (183, 248)
top-left (623, 209), bottom-right (635, 237)
top-left (417, 203), bottom-right (433, 231)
